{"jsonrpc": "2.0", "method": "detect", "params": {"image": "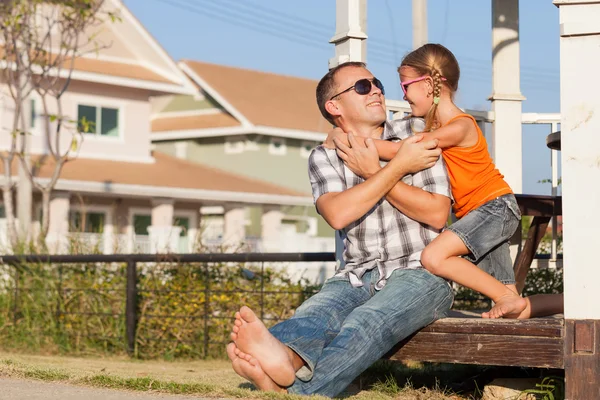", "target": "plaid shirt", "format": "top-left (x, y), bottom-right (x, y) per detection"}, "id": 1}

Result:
top-left (308, 118), bottom-right (451, 290)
